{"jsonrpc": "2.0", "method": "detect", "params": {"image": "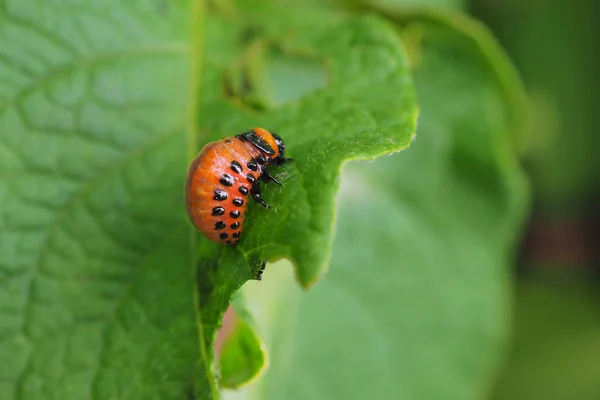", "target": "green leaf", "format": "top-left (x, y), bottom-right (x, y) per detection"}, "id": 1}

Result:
top-left (193, 1), bottom-right (417, 383)
top-left (218, 300), bottom-right (268, 389)
top-left (224, 12), bottom-right (529, 400)
top-left (196, 8), bottom-right (417, 285)
top-left (0, 1), bottom-right (213, 399)
top-left (382, 8), bottom-right (531, 153)
top-left (2, 0), bottom-right (417, 397)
